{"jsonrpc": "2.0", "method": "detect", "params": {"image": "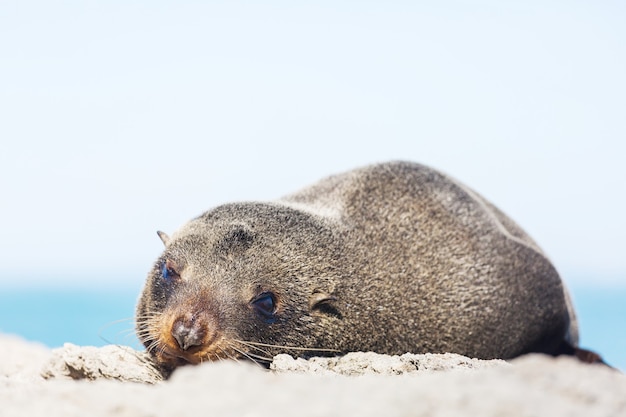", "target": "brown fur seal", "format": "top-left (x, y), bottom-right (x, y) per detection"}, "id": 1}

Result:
top-left (136, 161), bottom-right (599, 370)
